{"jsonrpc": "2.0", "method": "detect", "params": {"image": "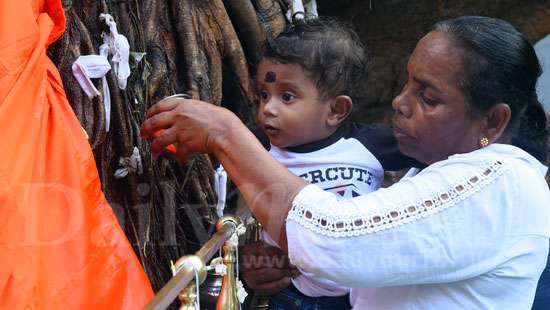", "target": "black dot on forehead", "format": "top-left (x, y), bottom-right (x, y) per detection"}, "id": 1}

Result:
top-left (265, 71), bottom-right (276, 83)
